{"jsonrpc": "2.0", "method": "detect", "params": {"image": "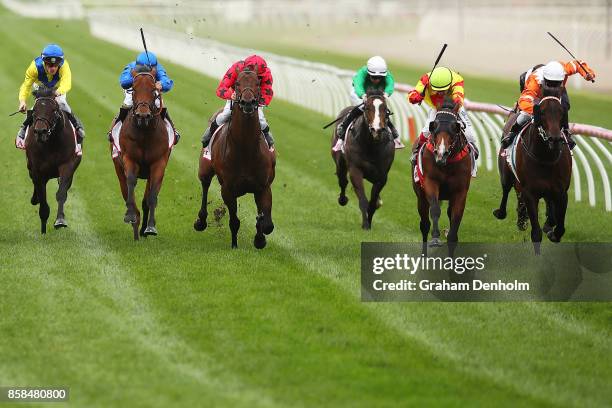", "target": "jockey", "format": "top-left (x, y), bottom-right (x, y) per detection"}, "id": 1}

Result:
top-left (501, 60), bottom-right (596, 149)
top-left (109, 51), bottom-right (179, 144)
top-left (201, 54), bottom-right (274, 150)
top-left (17, 44), bottom-right (85, 145)
top-left (407, 66), bottom-right (479, 164)
top-left (332, 56), bottom-right (405, 152)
